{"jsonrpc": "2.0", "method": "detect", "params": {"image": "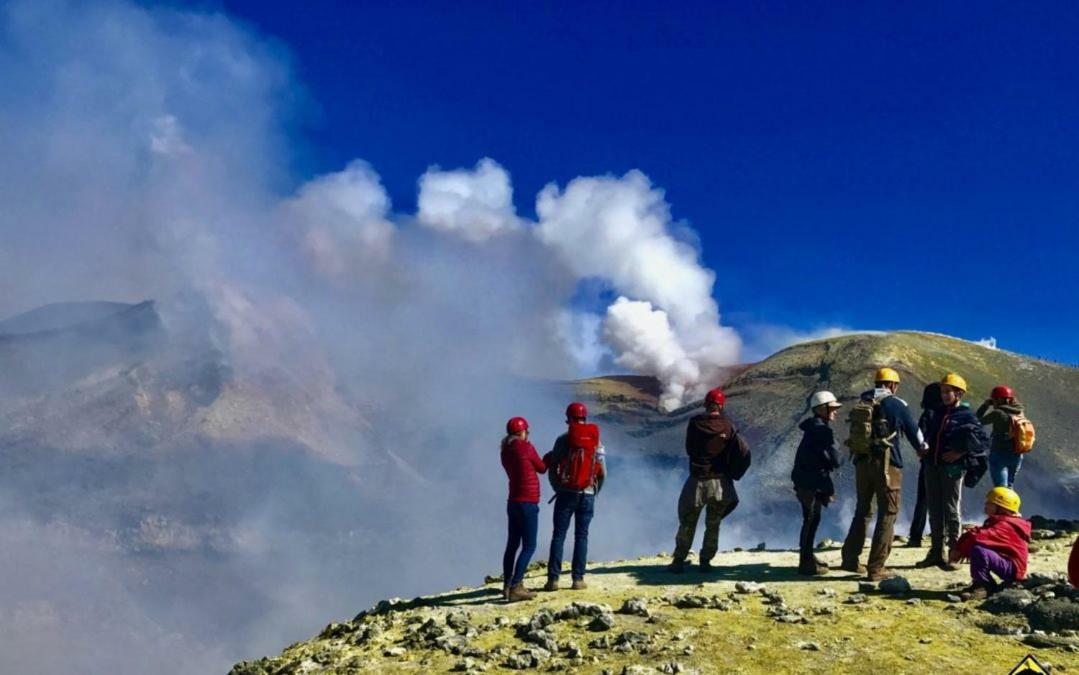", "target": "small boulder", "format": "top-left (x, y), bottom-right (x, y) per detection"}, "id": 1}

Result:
top-left (797, 641), bottom-right (821, 651)
top-left (589, 613), bottom-right (617, 632)
top-left (878, 576), bottom-right (912, 595)
top-left (857, 582), bottom-right (876, 594)
top-left (618, 598), bottom-right (650, 617)
top-left (1026, 598), bottom-right (1079, 632)
top-left (846, 594), bottom-right (869, 605)
top-left (734, 581), bottom-right (763, 594)
top-left (981, 588), bottom-right (1036, 615)
top-left (753, 541), bottom-right (767, 551)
